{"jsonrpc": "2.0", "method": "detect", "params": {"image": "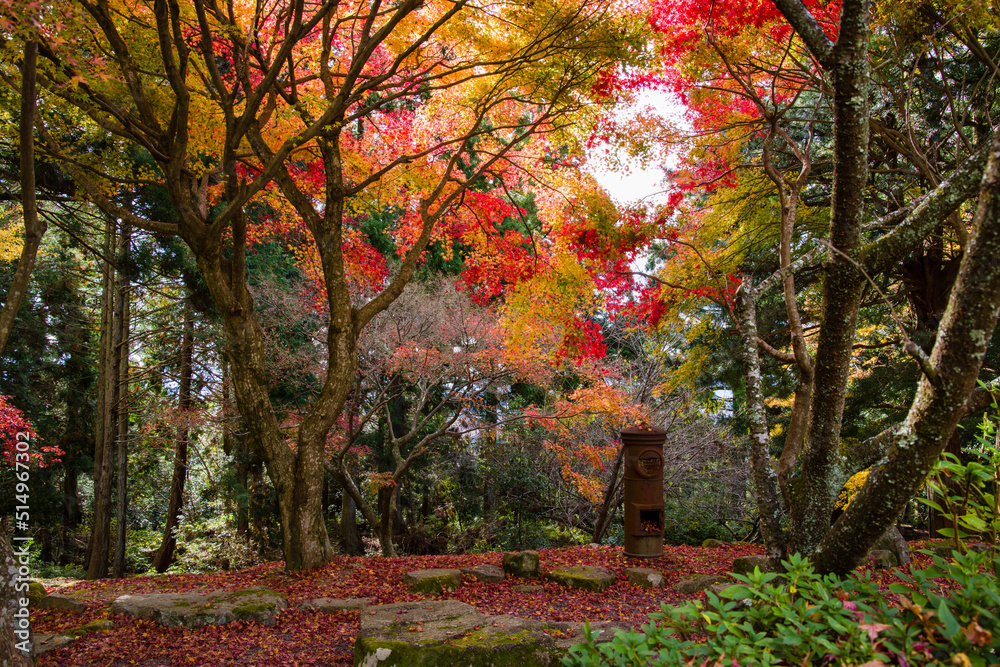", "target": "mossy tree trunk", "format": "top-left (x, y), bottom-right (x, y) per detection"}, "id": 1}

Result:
top-left (153, 298), bottom-right (194, 573)
top-left (738, 0), bottom-right (1000, 573)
